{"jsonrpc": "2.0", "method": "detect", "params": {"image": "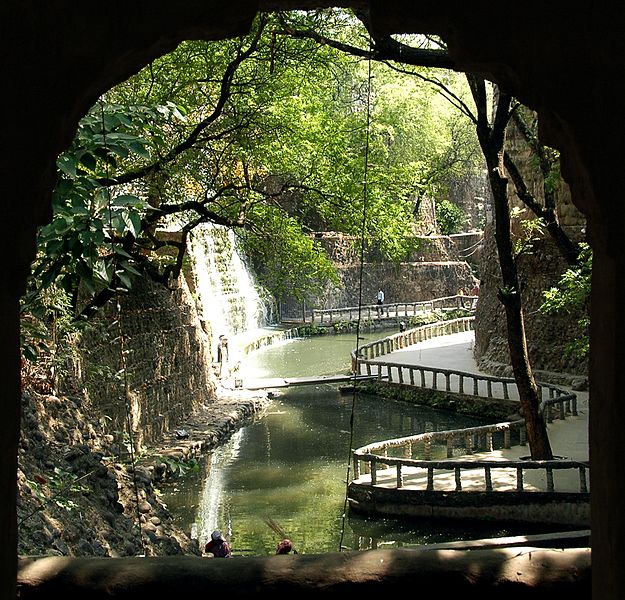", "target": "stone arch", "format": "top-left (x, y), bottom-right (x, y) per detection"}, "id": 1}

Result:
top-left (3, 3), bottom-right (623, 598)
